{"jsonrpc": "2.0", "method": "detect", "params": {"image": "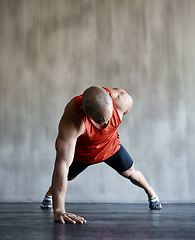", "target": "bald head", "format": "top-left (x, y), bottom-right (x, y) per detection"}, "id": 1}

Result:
top-left (82, 86), bottom-right (113, 124)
